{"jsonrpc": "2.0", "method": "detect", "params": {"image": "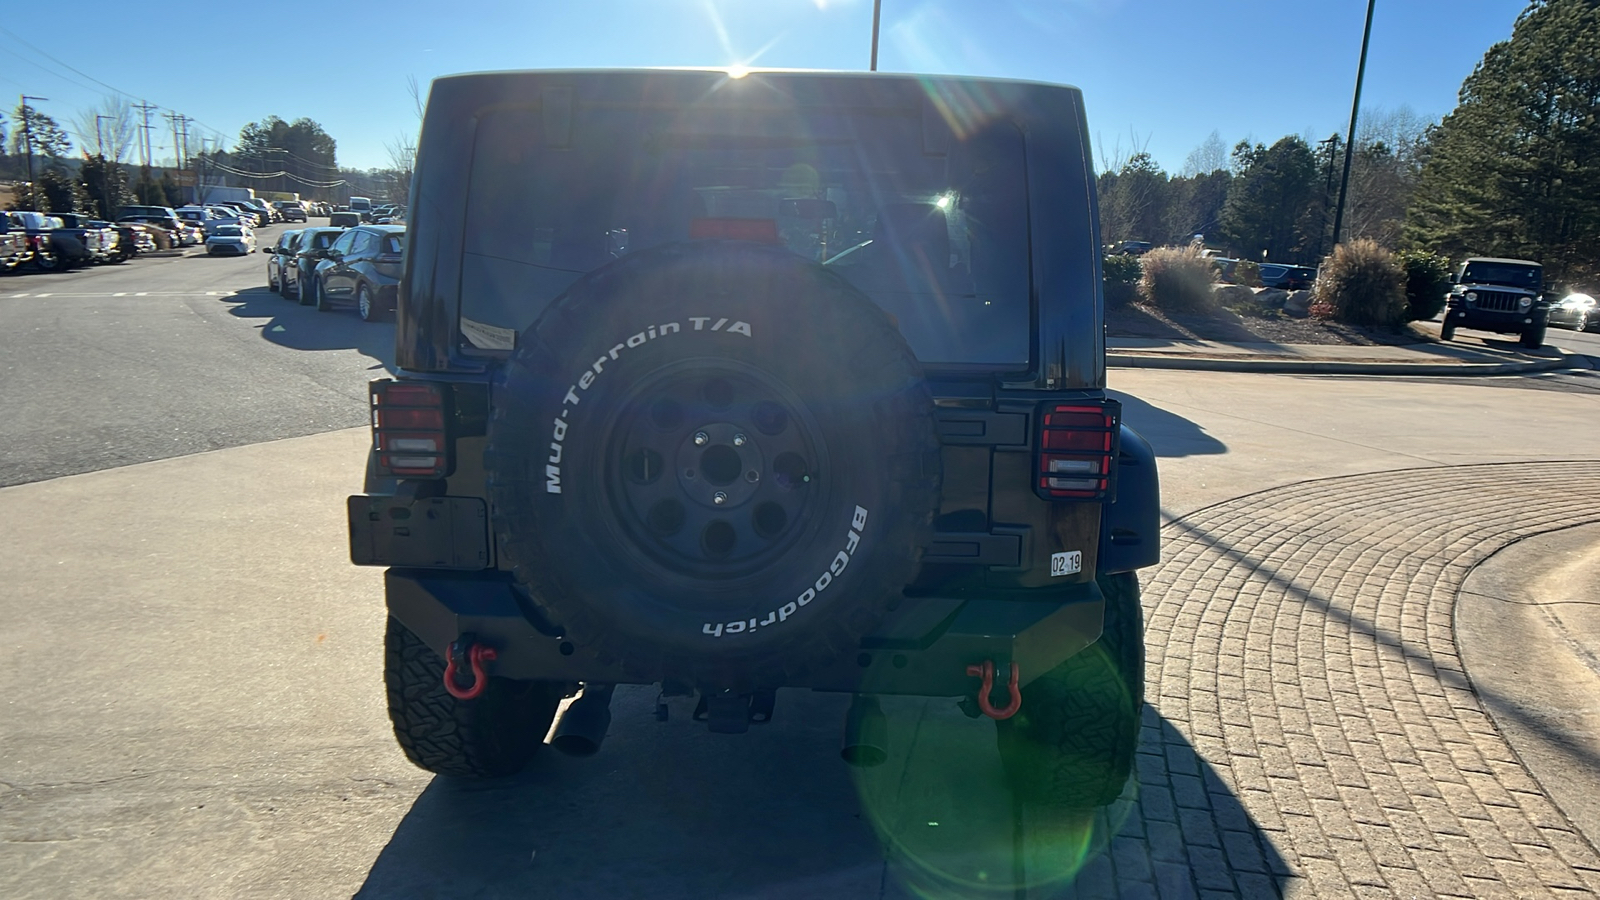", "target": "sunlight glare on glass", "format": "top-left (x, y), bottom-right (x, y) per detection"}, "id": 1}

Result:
top-left (727, 65), bottom-right (751, 79)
